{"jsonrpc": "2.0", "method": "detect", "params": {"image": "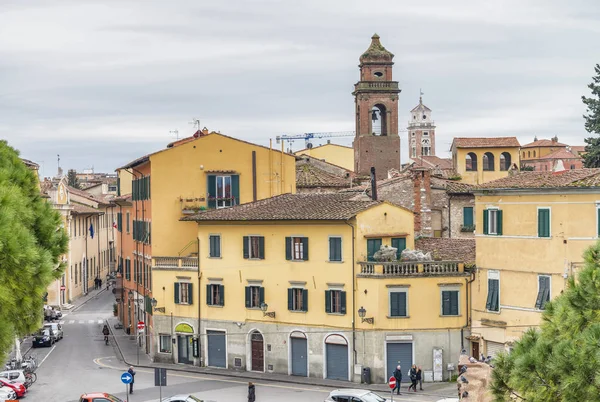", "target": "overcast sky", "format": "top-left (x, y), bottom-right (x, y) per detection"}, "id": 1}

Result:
top-left (1, 1), bottom-right (599, 177)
